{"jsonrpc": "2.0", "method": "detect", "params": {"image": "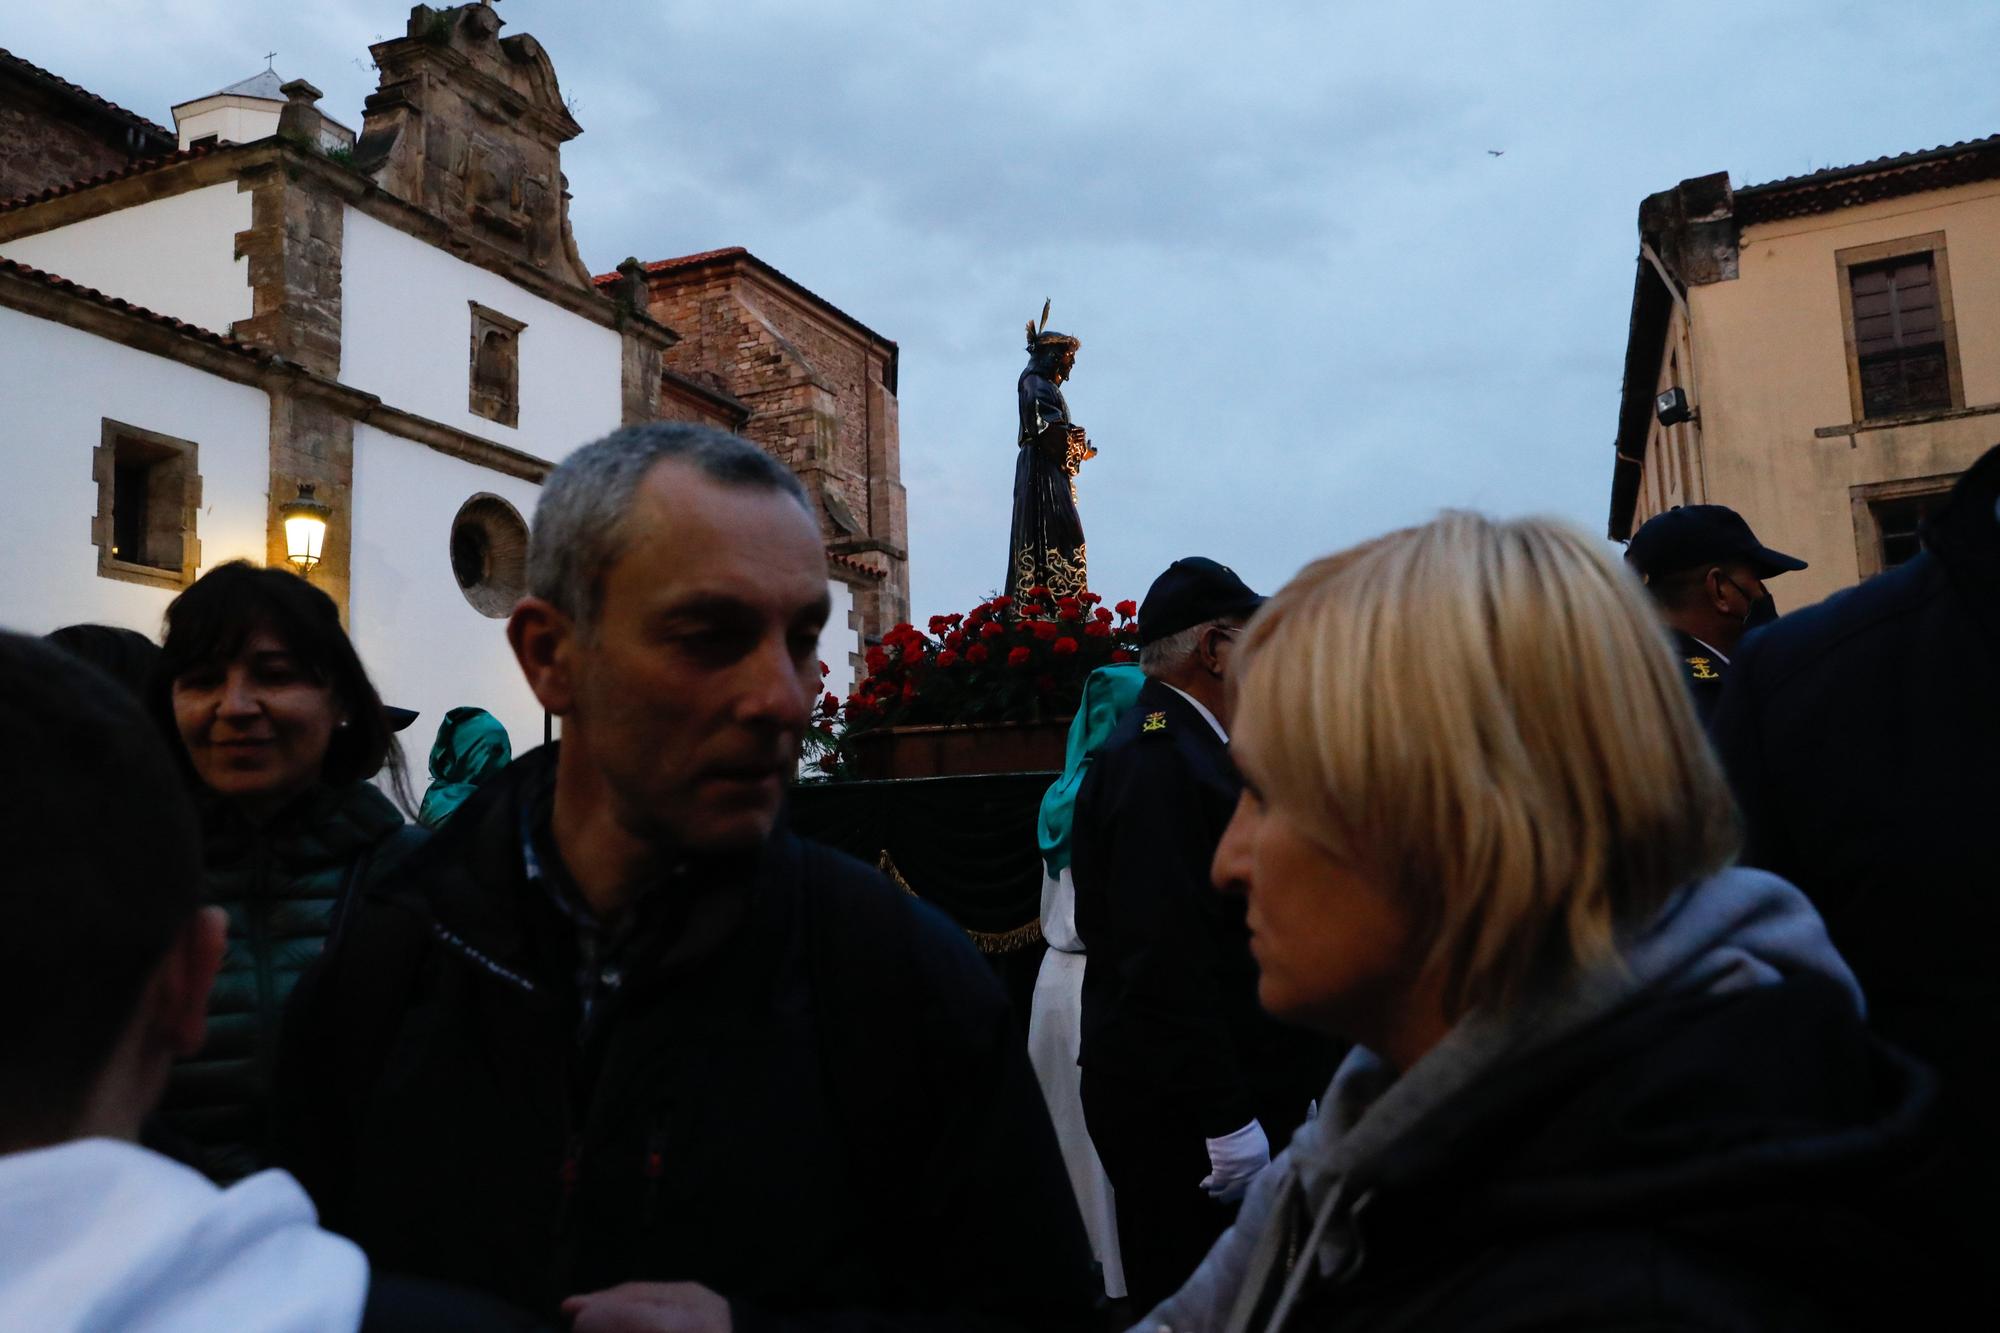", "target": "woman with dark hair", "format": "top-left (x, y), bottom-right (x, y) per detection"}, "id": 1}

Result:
top-left (150, 561), bottom-right (424, 1181)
